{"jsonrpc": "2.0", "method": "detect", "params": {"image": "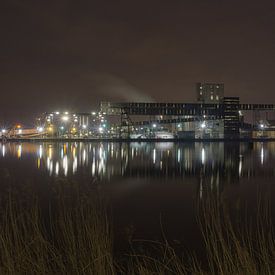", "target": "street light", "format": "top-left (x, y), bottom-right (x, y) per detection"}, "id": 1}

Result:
top-left (99, 127), bottom-right (104, 133)
top-left (201, 121), bottom-right (206, 129)
top-left (37, 127), bottom-right (44, 133)
top-left (62, 116), bottom-right (69, 122)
